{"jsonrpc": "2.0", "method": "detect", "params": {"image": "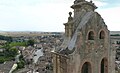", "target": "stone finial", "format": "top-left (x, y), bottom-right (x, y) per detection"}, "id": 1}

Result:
top-left (90, 0), bottom-right (93, 3)
top-left (69, 12), bottom-right (72, 17)
top-left (68, 12), bottom-right (73, 22)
